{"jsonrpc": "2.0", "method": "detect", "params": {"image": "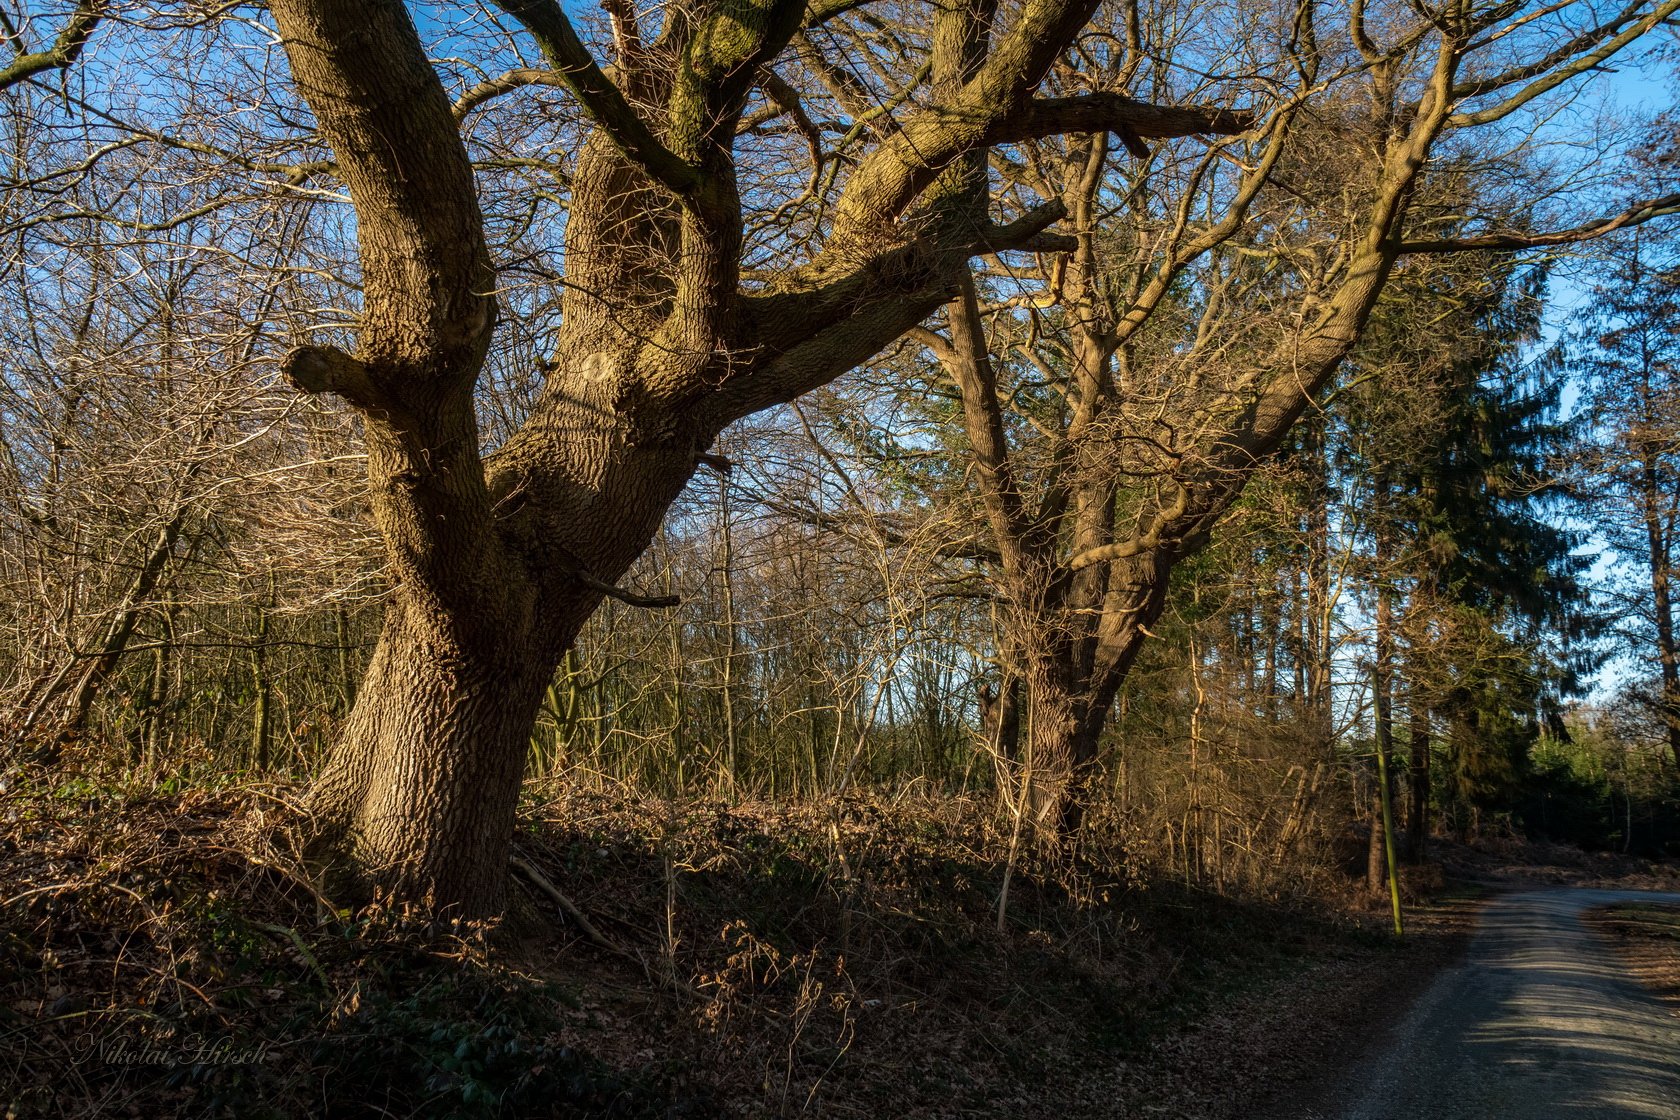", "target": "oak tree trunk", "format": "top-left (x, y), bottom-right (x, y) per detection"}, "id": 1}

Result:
top-left (1019, 669), bottom-right (1085, 829)
top-left (308, 597), bottom-right (556, 916)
